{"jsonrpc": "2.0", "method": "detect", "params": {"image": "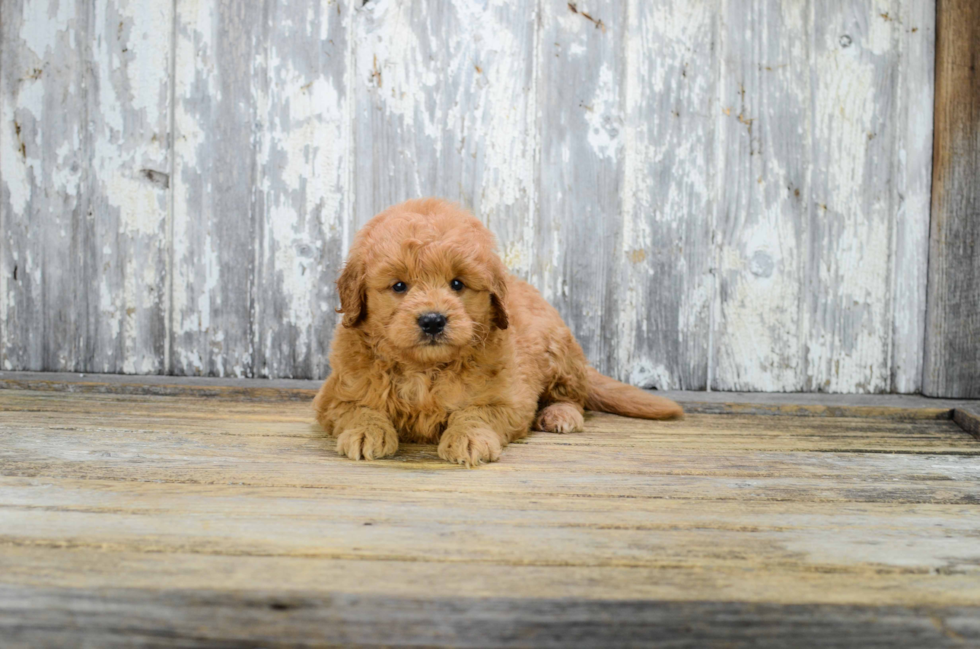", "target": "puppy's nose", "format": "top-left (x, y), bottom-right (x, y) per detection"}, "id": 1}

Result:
top-left (417, 312), bottom-right (447, 335)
